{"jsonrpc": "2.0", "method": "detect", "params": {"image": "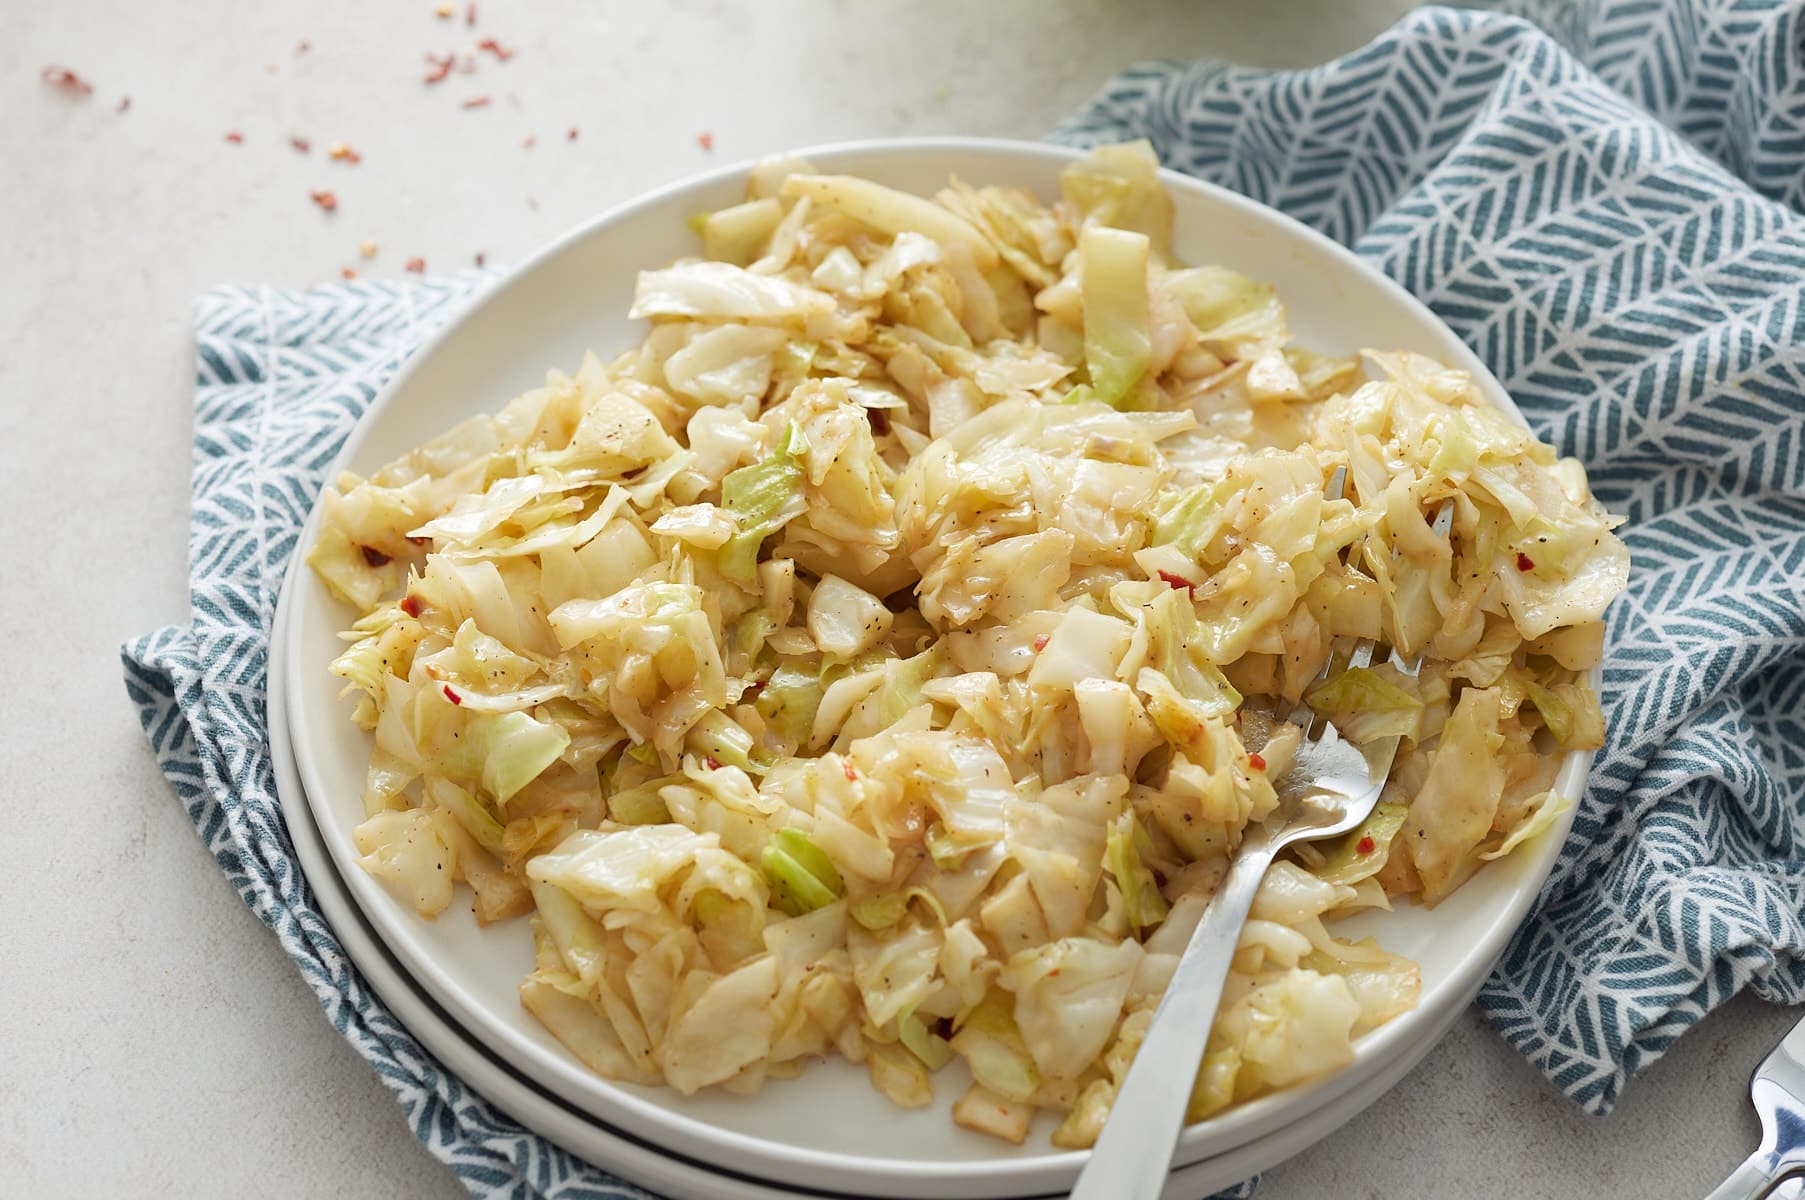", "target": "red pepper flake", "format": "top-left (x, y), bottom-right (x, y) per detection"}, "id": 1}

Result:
top-left (295, 39), bottom-right (311, 55)
top-left (406, 535), bottom-right (429, 546)
top-left (442, 684), bottom-right (462, 706)
top-left (843, 761), bottom-right (859, 781)
top-left (42, 66), bottom-right (94, 96)
top-left (477, 36), bottom-right (514, 61)
top-left (290, 136), bottom-right (311, 153)
top-left (1515, 551), bottom-right (1536, 572)
top-left (474, 251), bottom-right (487, 267)
top-left (359, 544), bottom-right (390, 566)
top-left (522, 134), bottom-right (536, 148)
top-left (566, 126), bottom-right (579, 141)
top-left (405, 256), bottom-right (426, 273)
top-left (696, 131), bottom-right (714, 152)
top-left (1356, 836), bottom-right (1377, 856)
top-left (1248, 752), bottom-right (1266, 771)
top-left (704, 754), bottom-right (722, 771)
top-left (461, 94), bottom-right (491, 109)
top-left (310, 190), bottom-right (338, 212)
top-left (1031, 634), bottom-right (1050, 652)
top-left (1157, 569), bottom-right (1197, 592)
top-left (327, 140), bottom-right (362, 163)
top-left (465, 1), bottom-right (477, 26)
top-left (341, 267), bottom-right (358, 280)
top-left (423, 52), bottom-right (454, 84)
top-left (224, 130), bottom-right (245, 144)
top-left (400, 595), bottom-right (423, 618)
top-left (115, 96), bottom-right (131, 114)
